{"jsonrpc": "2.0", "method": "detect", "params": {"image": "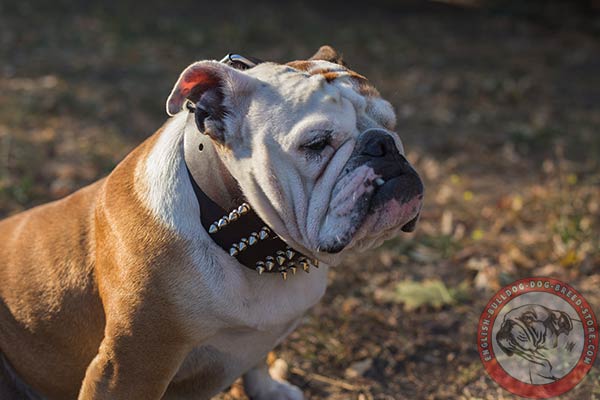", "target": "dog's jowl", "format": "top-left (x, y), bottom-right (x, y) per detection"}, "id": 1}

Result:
top-left (0, 46), bottom-right (423, 400)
